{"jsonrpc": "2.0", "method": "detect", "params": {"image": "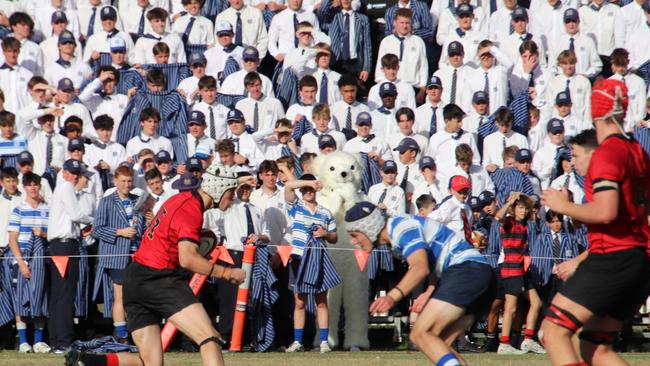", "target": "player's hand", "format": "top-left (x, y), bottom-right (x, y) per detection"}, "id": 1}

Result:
top-left (312, 225), bottom-right (327, 238)
top-left (410, 286), bottom-right (434, 313)
top-left (32, 227), bottom-right (46, 238)
top-left (227, 268), bottom-right (246, 285)
top-left (541, 187), bottom-right (570, 213)
top-left (377, 203), bottom-right (387, 210)
top-left (119, 227), bottom-right (137, 238)
top-left (234, 153), bottom-right (248, 165)
top-left (369, 295), bottom-right (395, 314)
top-left (553, 258), bottom-right (579, 281)
top-left (359, 71), bottom-right (369, 82)
top-left (275, 53), bottom-right (286, 62)
top-left (18, 262), bottom-right (31, 279)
